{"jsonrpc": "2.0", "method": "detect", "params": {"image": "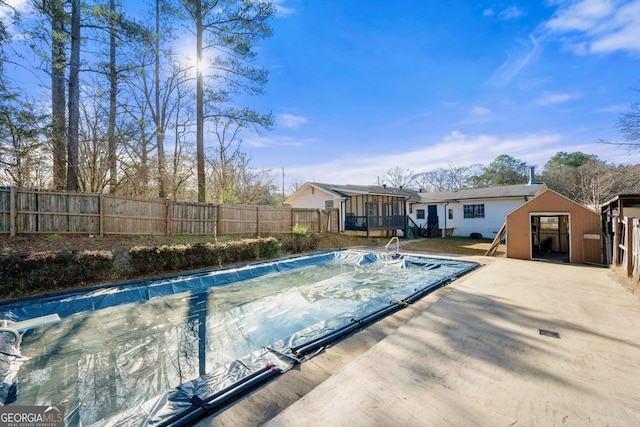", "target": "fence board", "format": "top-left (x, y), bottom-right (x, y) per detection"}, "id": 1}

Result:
top-left (172, 201), bottom-right (217, 235)
top-left (258, 206), bottom-right (291, 234)
top-left (103, 195), bottom-right (166, 235)
top-left (217, 204), bottom-right (258, 235)
top-left (11, 189), bottom-right (100, 234)
top-left (0, 187), bottom-right (340, 237)
top-left (292, 209), bottom-right (322, 233)
top-left (0, 188), bottom-right (9, 233)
